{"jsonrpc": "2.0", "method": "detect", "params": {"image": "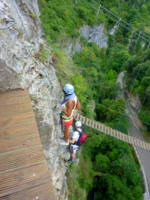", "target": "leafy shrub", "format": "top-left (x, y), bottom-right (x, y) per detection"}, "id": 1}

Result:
top-left (139, 107), bottom-right (150, 131)
top-left (107, 44), bottom-right (130, 72)
top-left (35, 49), bottom-right (49, 62)
top-left (94, 154), bottom-right (110, 172)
